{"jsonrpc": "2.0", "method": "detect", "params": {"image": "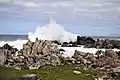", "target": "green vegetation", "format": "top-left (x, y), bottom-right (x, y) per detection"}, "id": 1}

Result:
top-left (0, 65), bottom-right (102, 80)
